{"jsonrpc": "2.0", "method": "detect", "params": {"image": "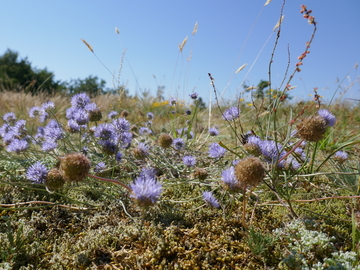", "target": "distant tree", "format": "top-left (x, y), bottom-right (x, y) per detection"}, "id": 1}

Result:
top-left (255, 80), bottom-right (270, 99)
top-left (0, 49), bottom-right (64, 94)
top-left (195, 97), bottom-right (207, 110)
top-left (66, 75), bottom-right (106, 96)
